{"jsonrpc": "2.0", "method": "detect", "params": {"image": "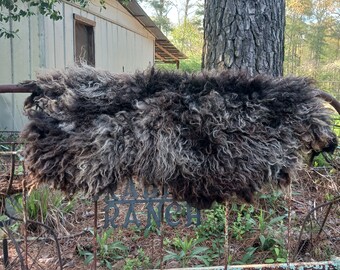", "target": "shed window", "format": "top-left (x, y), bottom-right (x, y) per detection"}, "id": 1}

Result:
top-left (74, 14), bottom-right (95, 66)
